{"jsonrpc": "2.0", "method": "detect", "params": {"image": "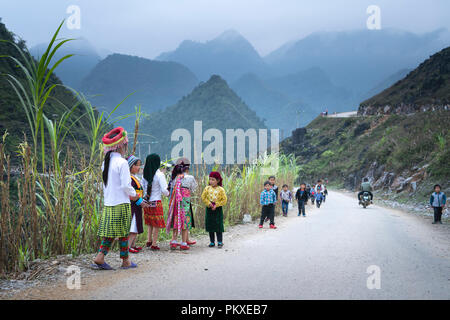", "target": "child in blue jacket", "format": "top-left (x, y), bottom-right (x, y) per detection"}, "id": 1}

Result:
top-left (430, 184), bottom-right (446, 224)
